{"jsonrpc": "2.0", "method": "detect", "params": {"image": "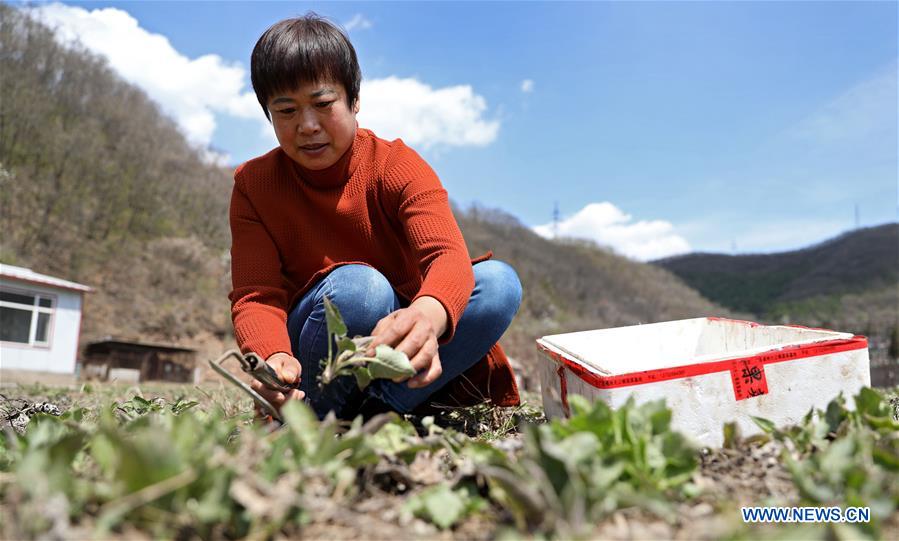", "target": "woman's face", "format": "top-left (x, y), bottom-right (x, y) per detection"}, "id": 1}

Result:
top-left (267, 80), bottom-right (359, 170)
